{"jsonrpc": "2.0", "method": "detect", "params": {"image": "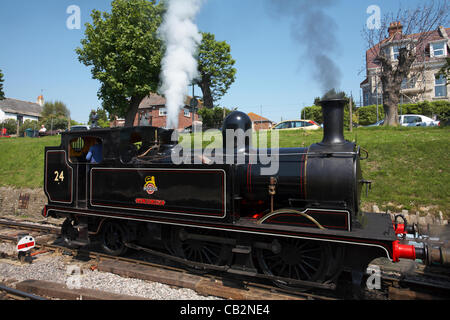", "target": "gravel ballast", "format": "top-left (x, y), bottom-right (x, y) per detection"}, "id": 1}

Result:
top-left (0, 243), bottom-right (219, 300)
